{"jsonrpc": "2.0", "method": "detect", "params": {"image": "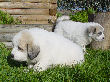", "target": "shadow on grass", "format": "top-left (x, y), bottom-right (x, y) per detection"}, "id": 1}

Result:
top-left (7, 55), bottom-right (27, 67)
